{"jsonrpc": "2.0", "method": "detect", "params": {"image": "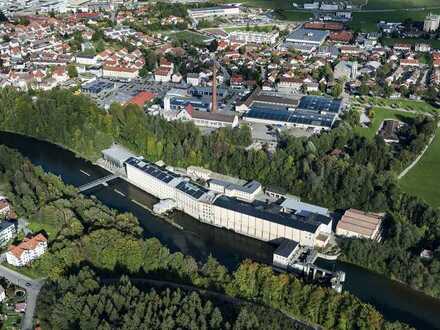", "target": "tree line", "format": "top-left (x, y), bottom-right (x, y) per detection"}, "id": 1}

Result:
top-left (0, 145), bottom-right (410, 329)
